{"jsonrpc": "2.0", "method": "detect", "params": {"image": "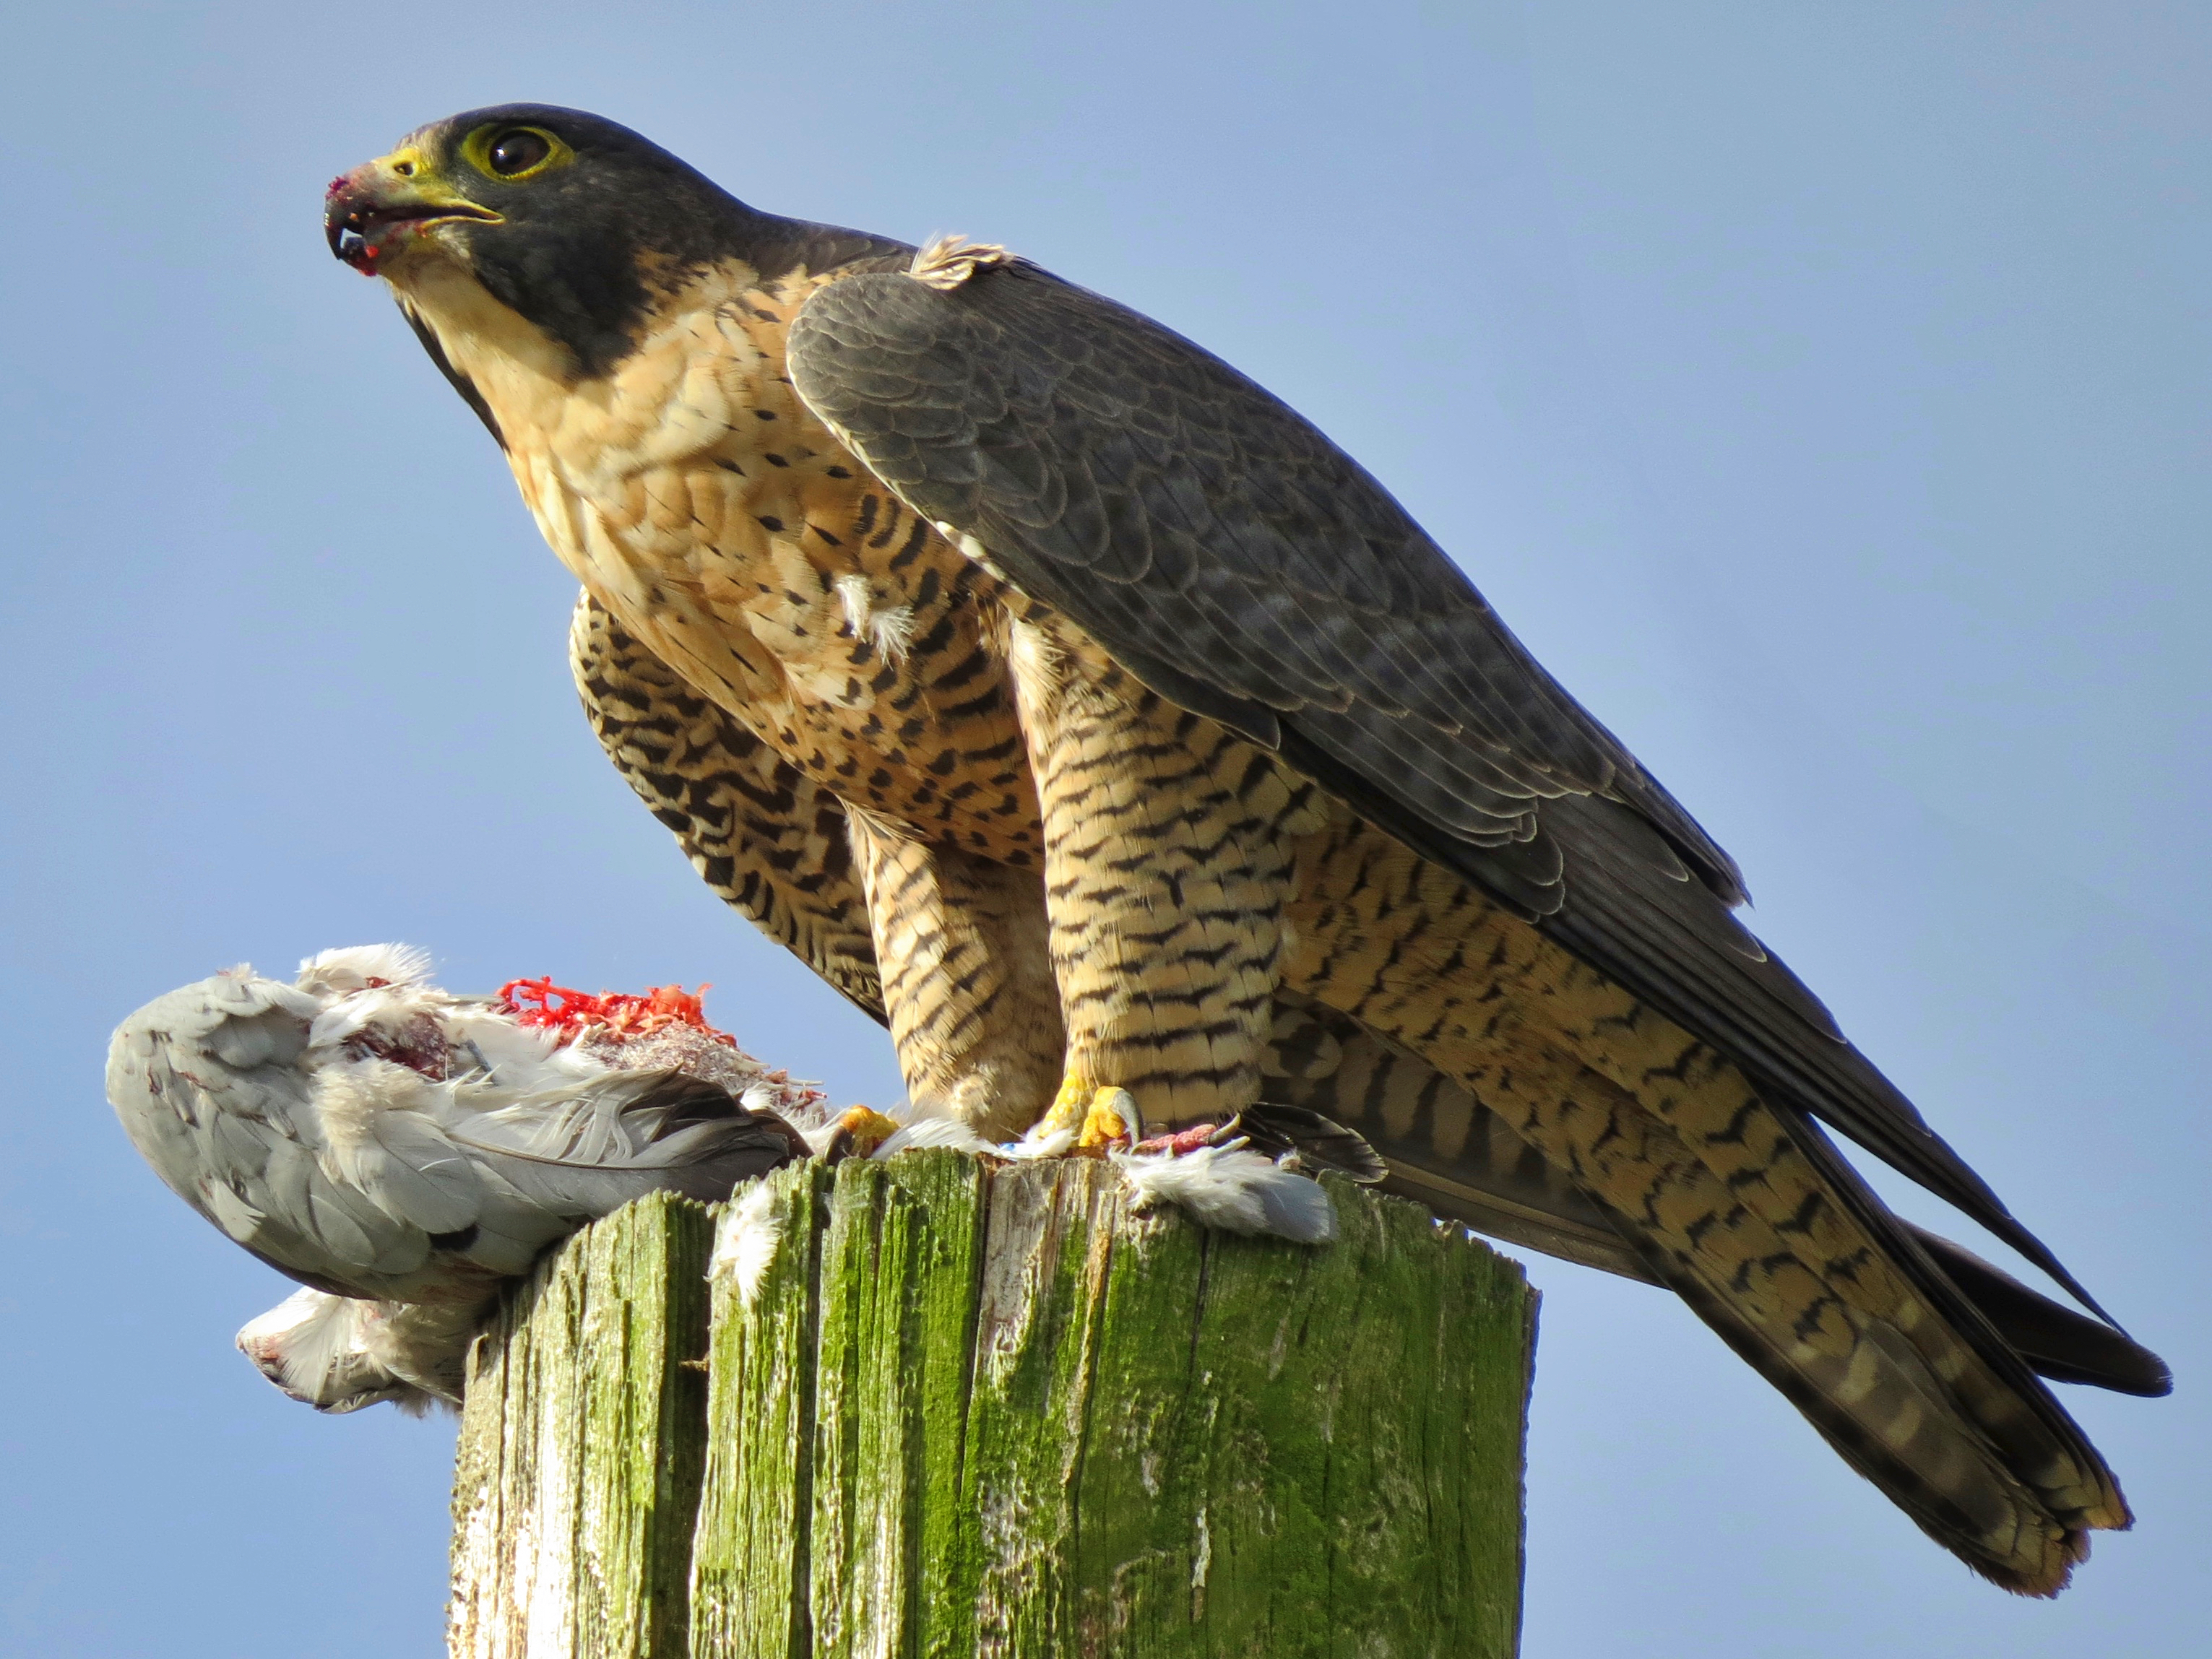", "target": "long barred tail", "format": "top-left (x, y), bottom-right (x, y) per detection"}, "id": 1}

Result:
top-left (1276, 823), bottom-right (2151, 1594)
top-left (1262, 985), bottom-right (2151, 1593)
